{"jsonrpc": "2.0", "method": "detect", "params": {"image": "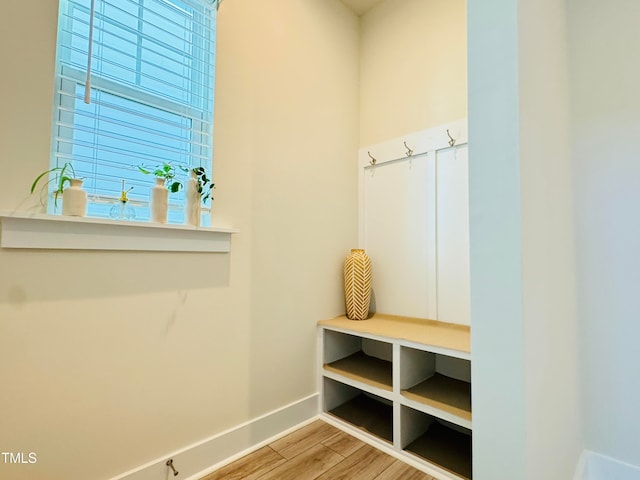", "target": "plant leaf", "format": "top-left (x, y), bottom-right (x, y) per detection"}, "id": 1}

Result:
top-left (58, 175), bottom-right (72, 192)
top-left (30, 173), bottom-right (48, 194)
top-left (61, 162), bottom-right (76, 179)
top-left (30, 169), bottom-right (56, 194)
